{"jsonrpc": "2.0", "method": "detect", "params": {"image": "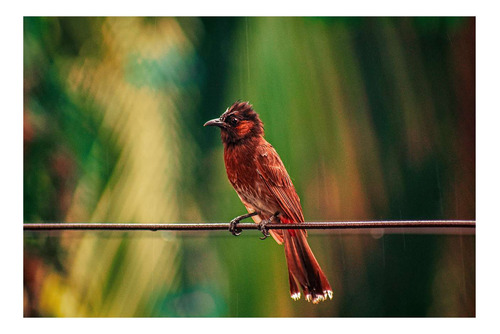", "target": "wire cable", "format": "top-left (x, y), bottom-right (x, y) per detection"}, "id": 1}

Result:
top-left (23, 220), bottom-right (475, 232)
